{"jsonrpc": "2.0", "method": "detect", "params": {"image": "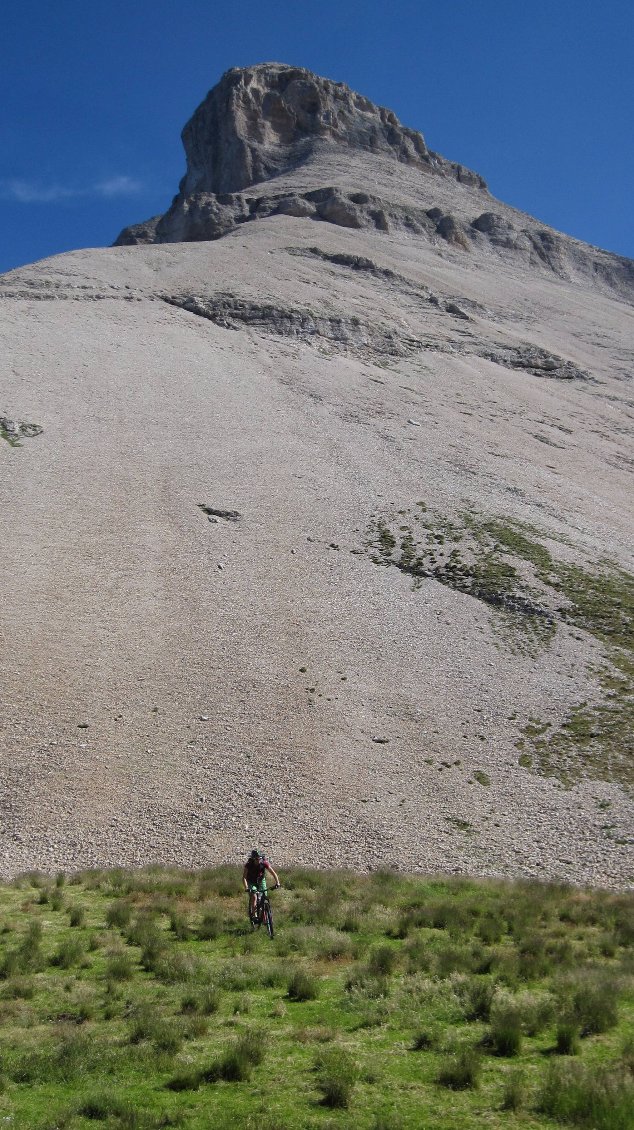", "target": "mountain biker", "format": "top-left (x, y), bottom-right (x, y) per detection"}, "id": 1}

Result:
top-left (243, 849), bottom-right (280, 922)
